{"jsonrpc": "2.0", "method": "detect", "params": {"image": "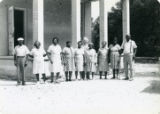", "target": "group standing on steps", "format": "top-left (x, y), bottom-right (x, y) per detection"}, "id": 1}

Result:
top-left (13, 34), bottom-right (137, 86)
